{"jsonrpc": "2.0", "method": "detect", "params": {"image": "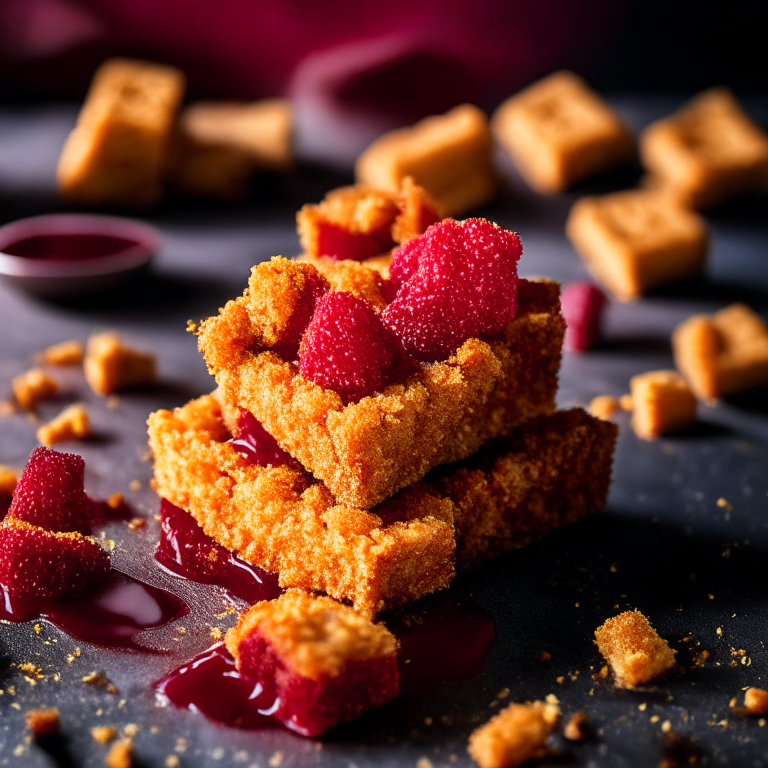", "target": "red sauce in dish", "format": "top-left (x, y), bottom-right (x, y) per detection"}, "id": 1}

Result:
top-left (0, 570), bottom-right (188, 651)
top-left (2, 233), bottom-right (138, 261)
